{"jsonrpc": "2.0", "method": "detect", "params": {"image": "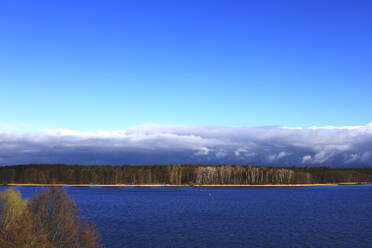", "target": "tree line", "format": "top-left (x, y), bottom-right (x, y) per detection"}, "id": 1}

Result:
top-left (0, 164), bottom-right (371, 185)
